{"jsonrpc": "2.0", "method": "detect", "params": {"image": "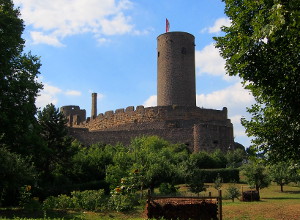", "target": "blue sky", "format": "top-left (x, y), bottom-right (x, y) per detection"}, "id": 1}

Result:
top-left (15, 0), bottom-right (255, 147)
